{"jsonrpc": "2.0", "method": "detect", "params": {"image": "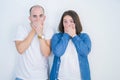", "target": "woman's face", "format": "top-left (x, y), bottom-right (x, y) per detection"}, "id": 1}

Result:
top-left (63, 15), bottom-right (75, 31)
